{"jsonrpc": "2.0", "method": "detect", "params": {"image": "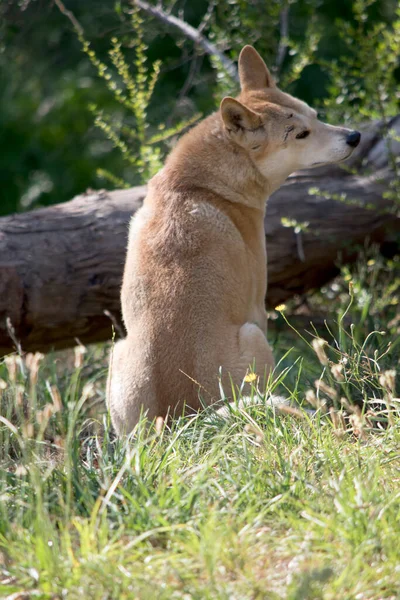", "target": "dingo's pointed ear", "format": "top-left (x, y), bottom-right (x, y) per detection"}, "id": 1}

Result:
top-left (238, 45), bottom-right (275, 91)
top-left (220, 97), bottom-right (261, 133)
